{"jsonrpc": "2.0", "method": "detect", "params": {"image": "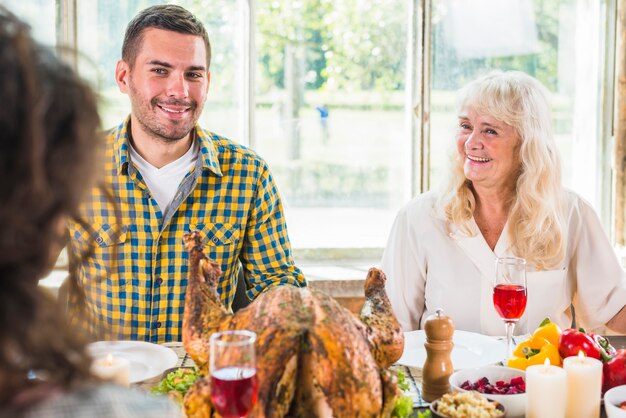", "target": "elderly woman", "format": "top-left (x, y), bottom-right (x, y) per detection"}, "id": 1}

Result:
top-left (382, 71), bottom-right (626, 335)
